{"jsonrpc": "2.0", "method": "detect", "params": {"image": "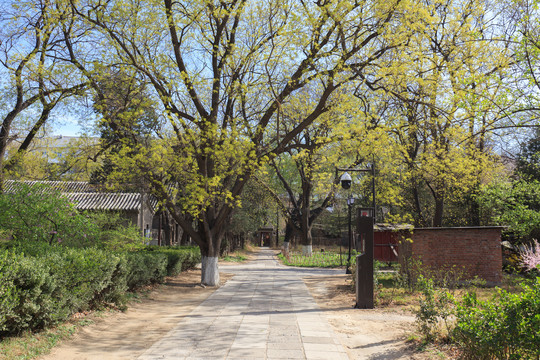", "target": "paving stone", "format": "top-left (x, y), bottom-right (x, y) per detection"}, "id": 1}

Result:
top-left (267, 348), bottom-right (306, 358)
top-left (268, 336), bottom-right (301, 344)
top-left (301, 336), bottom-right (339, 344)
top-left (267, 341), bottom-right (303, 350)
top-left (304, 343), bottom-right (343, 352)
top-left (305, 350), bottom-right (349, 360)
top-left (300, 329), bottom-right (336, 337)
top-left (137, 249), bottom-right (348, 360)
top-left (227, 347), bottom-right (267, 358)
